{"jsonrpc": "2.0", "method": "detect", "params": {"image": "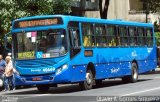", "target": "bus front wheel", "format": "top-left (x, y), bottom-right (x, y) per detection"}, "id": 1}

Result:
top-left (122, 62), bottom-right (138, 83)
top-left (79, 70), bottom-right (94, 90)
top-left (37, 84), bottom-right (50, 92)
top-left (94, 80), bottom-right (103, 88)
